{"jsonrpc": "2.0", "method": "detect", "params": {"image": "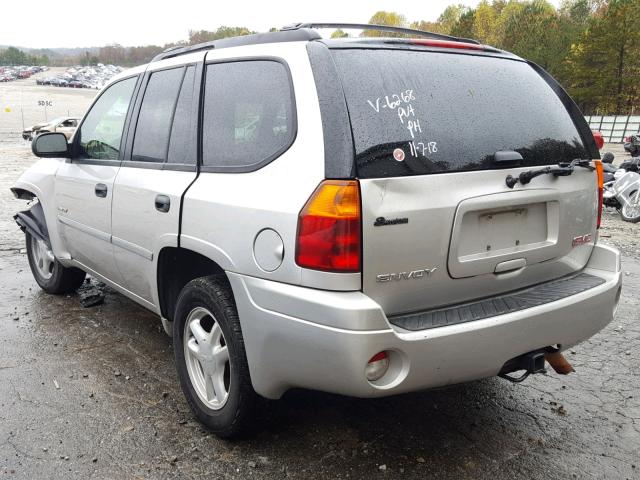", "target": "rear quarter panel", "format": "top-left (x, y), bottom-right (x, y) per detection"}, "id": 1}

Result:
top-left (181, 42), bottom-right (360, 291)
